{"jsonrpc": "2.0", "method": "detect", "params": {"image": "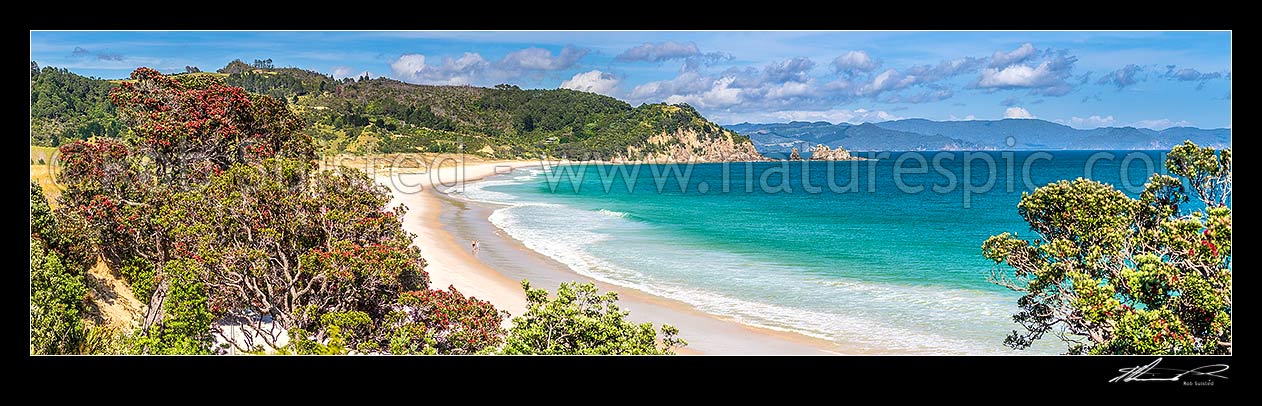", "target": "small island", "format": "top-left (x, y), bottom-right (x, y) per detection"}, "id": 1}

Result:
top-left (808, 144), bottom-right (865, 161)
